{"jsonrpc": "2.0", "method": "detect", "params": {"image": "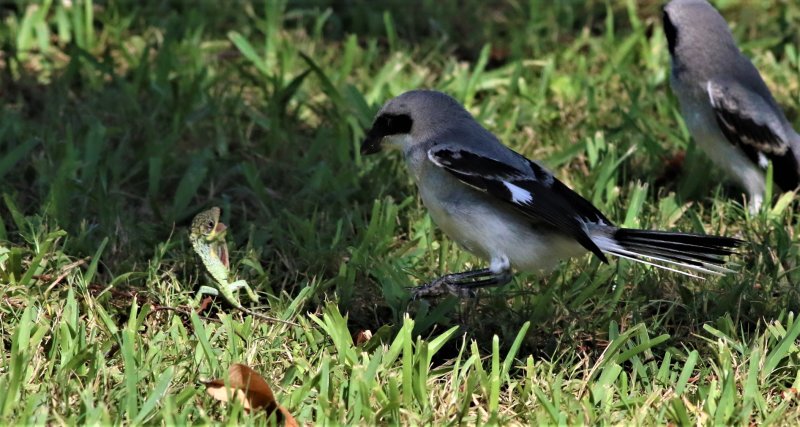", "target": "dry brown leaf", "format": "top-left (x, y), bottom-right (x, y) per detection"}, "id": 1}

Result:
top-left (195, 296), bottom-right (214, 314)
top-left (354, 329), bottom-right (373, 346)
top-left (202, 364), bottom-right (297, 426)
